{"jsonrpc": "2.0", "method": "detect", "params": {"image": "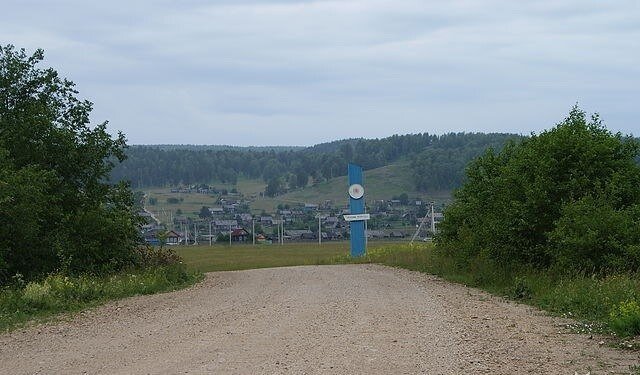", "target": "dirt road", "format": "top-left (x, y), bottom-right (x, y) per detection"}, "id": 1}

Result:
top-left (1, 265), bottom-right (638, 374)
